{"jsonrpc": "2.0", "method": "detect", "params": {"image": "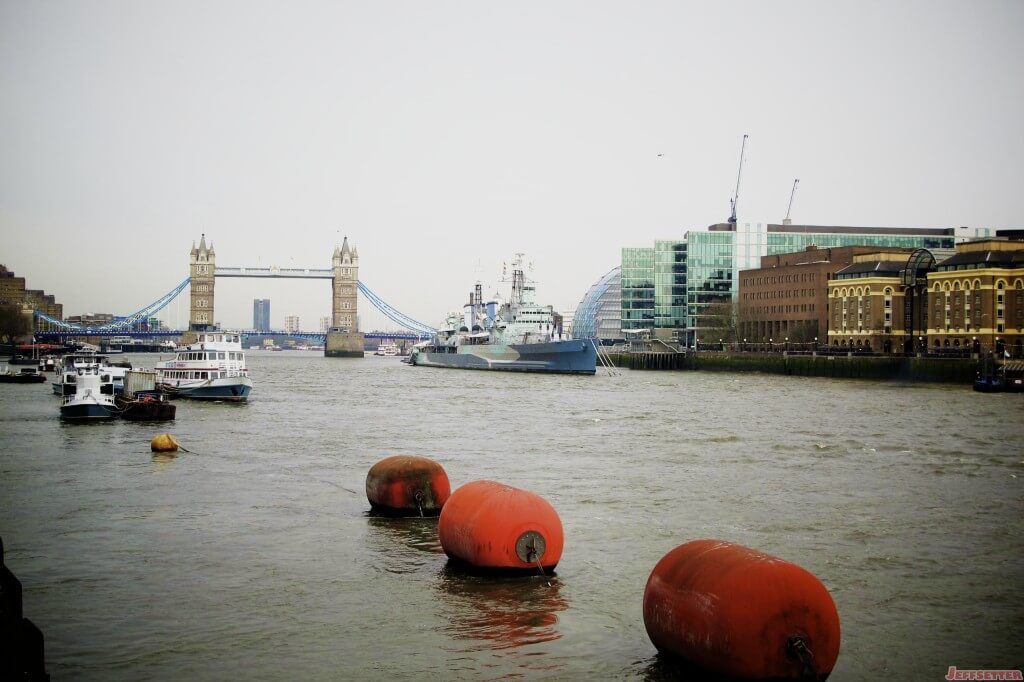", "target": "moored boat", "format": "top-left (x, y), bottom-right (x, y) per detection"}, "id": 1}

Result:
top-left (52, 353), bottom-right (129, 397)
top-left (116, 370), bottom-right (176, 420)
top-left (155, 331), bottom-right (252, 401)
top-left (375, 342), bottom-right (399, 356)
top-left (0, 363), bottom-right (48, 384)
top-left (60, 367), bottom-right (117, 421)
top-left (407, 255), bottom-right (596, 375)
